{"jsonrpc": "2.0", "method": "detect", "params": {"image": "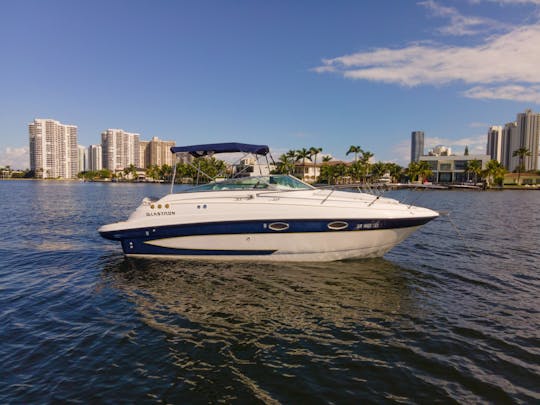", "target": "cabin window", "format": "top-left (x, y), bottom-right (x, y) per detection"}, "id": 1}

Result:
top-left (268, 222), bottom-right (289, 231)
top-left (327, 221), bottom-right (349, 230)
